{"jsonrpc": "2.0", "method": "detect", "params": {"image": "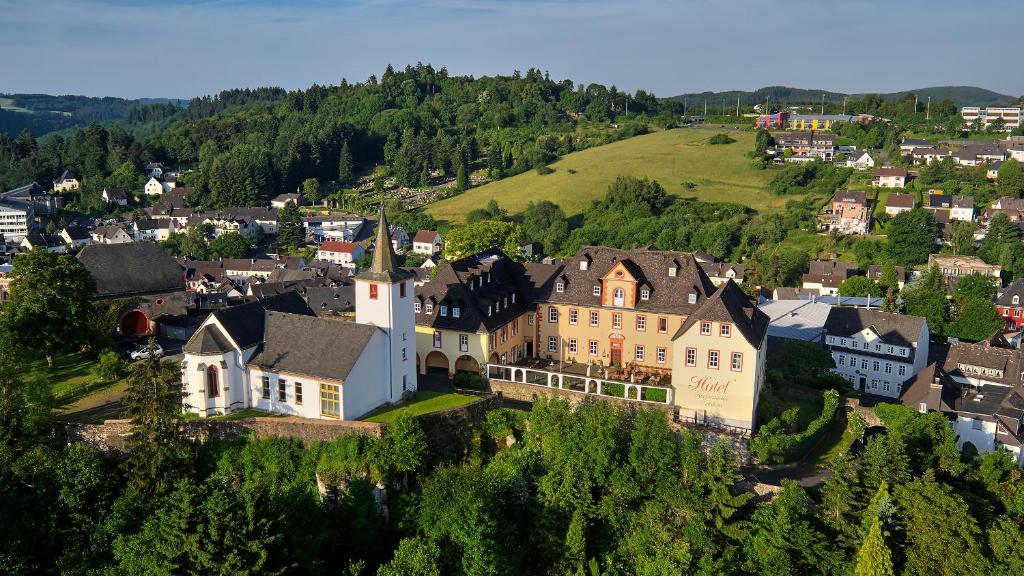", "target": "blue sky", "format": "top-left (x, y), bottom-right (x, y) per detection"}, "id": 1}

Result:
top-left (1, 0), bottom-right (1021, 100)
